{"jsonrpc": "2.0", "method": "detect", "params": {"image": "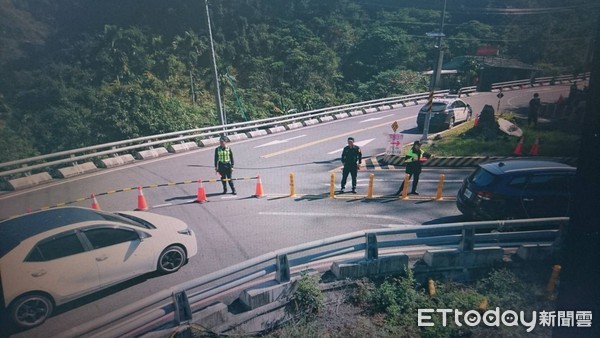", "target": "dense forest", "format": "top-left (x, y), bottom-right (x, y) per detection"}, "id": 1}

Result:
top-left (0, 0), bottom-right (597, 161)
